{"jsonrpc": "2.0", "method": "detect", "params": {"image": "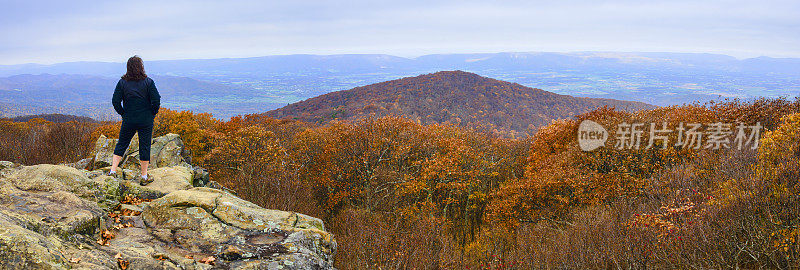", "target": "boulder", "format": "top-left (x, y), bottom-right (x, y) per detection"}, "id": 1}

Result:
top-left (0, 187), bottom-right (103, 240)
top-left (149, 133), bottom-right (189, 169)
top-left (63, 157), bottom-right (92, 170)
top-left (4, 164), bottom-right (115, 203)
top-left (4, 164), bottom-right (118, 207)
top-left (90, 133), bottom-right (191, 172)
top-left (0, 168), bottom-right (107, 269)
top-left (6, 164), bottom-right (90, 192)
top-left (0, 160), bottom-right (19, 170)
top-left (144, 188), bottom-right (327, 232)
top-left (141, 187), bottom-right (336, 269)
top-left (192, 165), bottom-right (211, 187)
top-left (115, 165), bottom-right (194, 200)
top-left (0, 160), bottom-right (21, 178)
top-left (0, 213), bottom-right (68, 269)
top-left (147, 166), bottom-right (194, 193)
top-left (91, 134), bottom-right (116, 170)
